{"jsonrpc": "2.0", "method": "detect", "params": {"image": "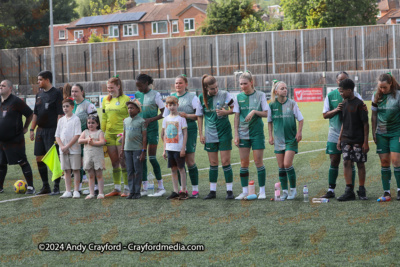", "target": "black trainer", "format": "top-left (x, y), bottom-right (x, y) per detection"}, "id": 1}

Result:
top-left (226, 190), bottom-right (234, 200)
top-left (397, 191), bottom-right (400, 201)
top-left (94, 189), bottom-right (99, 196)
top-left (126, 193), bottom-right (134, 199)
top-left (50, 187), bottom-right (60, 196)
top-left (134, 193), bottom-right (141, 199)
top-left (357, 186), bottom-right (368, 200)
top-left (36, 186), bottom-right (51, 195)
top-left (167, 192), bottom-right (179, 200)
top-left (203, 191), bottom-right (216, 200)
top-left (25, 187), bottom-right (36, 195)
top-left (321, 191), bottom-right (335, 198)
top-left (0, 188), bottom-right (4, 193)
top-left (337, 187), bottom-right (356, 201)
